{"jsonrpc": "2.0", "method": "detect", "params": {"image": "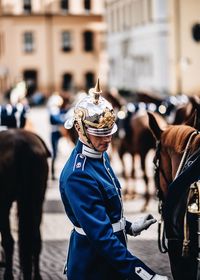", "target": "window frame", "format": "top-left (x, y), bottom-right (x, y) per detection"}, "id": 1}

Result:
top-left (84, 0), bottom-right (91, 12)
top-left (62, 73), bottom-right (73, 90)
top-left (23, 0), bottom-right (32, 13)
top-left (83, 31), bottom-right (94, 52)
top-left (60, 0), bottom-right (69, 12)
top-left (23, 31), bottom-right (34, 53)
top-left (61, 31), bottom-right (72, 52)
